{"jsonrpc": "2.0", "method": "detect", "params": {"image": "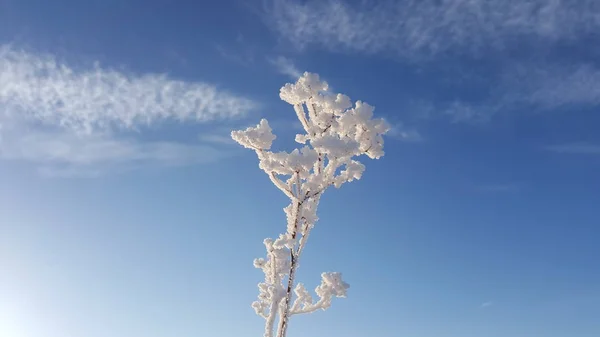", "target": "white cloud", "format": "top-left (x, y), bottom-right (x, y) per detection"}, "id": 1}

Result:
top-left (265, 0), bottom-right (600, 58)
top-left (261, 1), bottom-right (600, 125)
top-left (198, 133), bottom-right (237, 146)
top-left (480, 301), bottom-right (493, 308)
top-left (0, 131), bottom-right (223, 166)
top-left (0, 45), bottom-right (256, 175)
top-left (0, 45), bottom-right (255, 134)
top-left (269, 56), bottom-right (302, 79)
top-left (417, 62), bottom-right (600, 124)
top-left (387, 123), bottom-right (422, 142)
top-left (443, 101), bottom-right (495, 124)
top-left (509, 64), bottom-right (600, 109)
top-left (216, 33), bottom-right (257, 66)
top-left (545, 142), bottom-right (600, 155)
top-left (0, 130), bottom-right (228, 177)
